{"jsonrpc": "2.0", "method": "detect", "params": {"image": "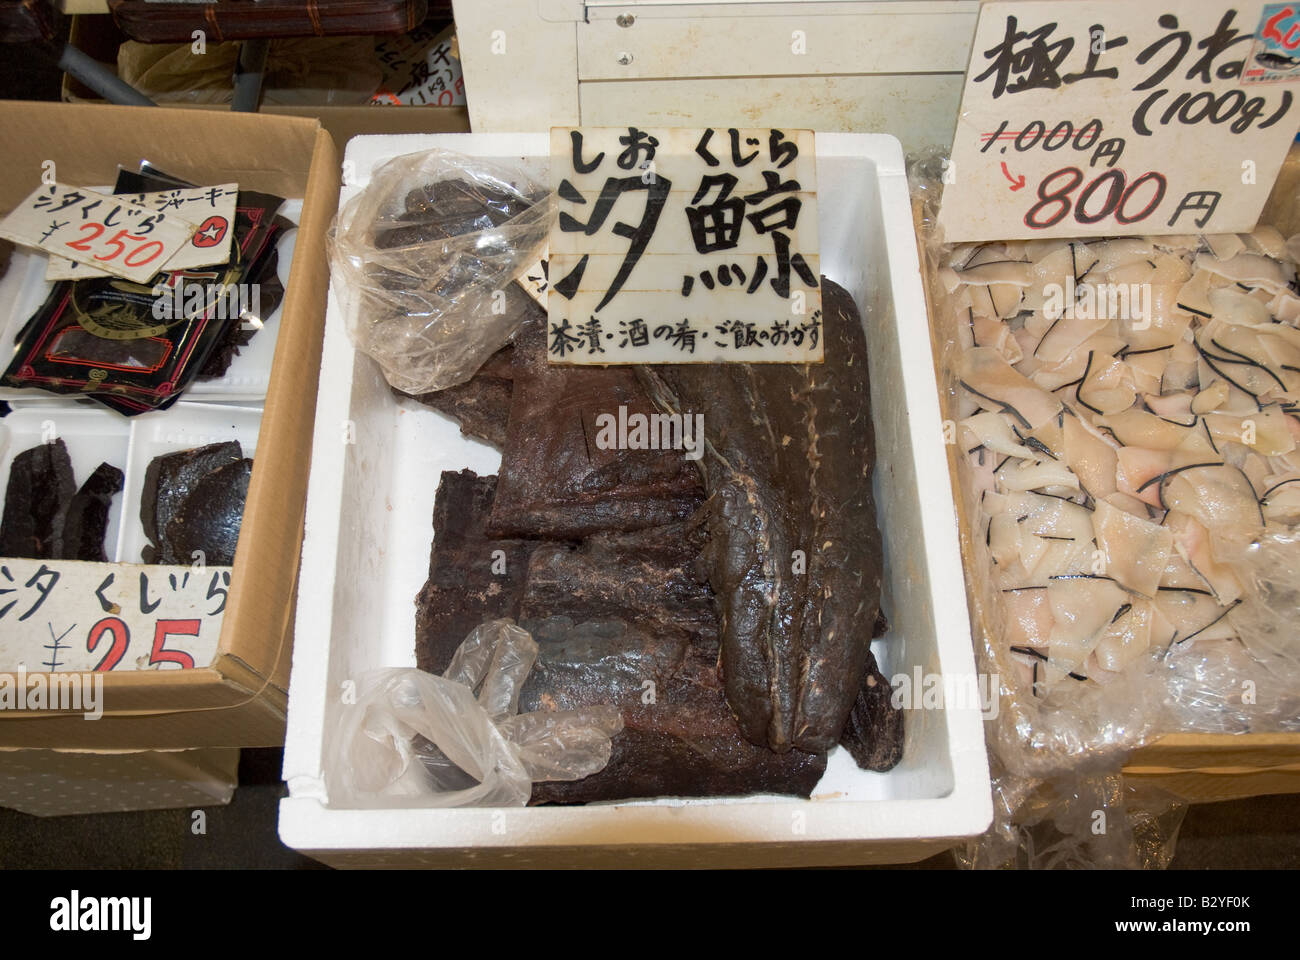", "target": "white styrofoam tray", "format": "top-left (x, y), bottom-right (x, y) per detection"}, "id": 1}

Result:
top-left (0, 405), bottom-right (130, 558)
top-left (0, 200), bottom-right (300, 406)
top-left (280, 132), bottom-right (991, 867)
top-left (0, 400), bottom-right (261, 567)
